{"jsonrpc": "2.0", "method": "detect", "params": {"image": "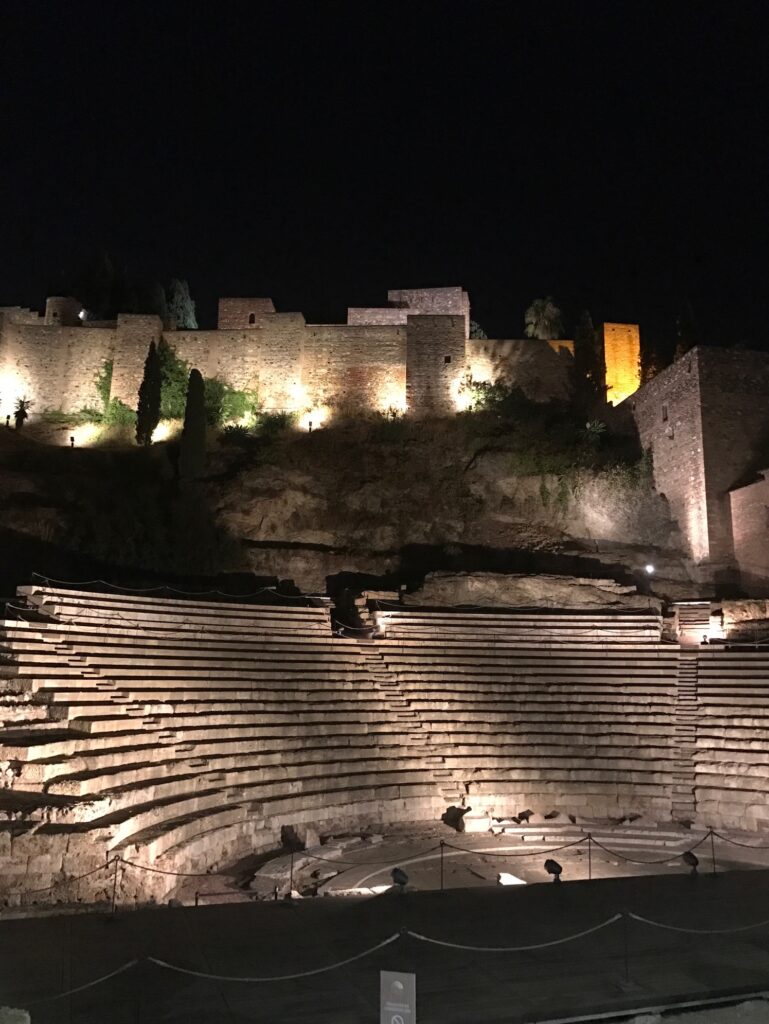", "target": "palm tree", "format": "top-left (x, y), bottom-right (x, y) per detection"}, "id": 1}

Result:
top-left (14, 397), bottom-right (32, 430)
top-left (524, 297), bottom-right (564, 340)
